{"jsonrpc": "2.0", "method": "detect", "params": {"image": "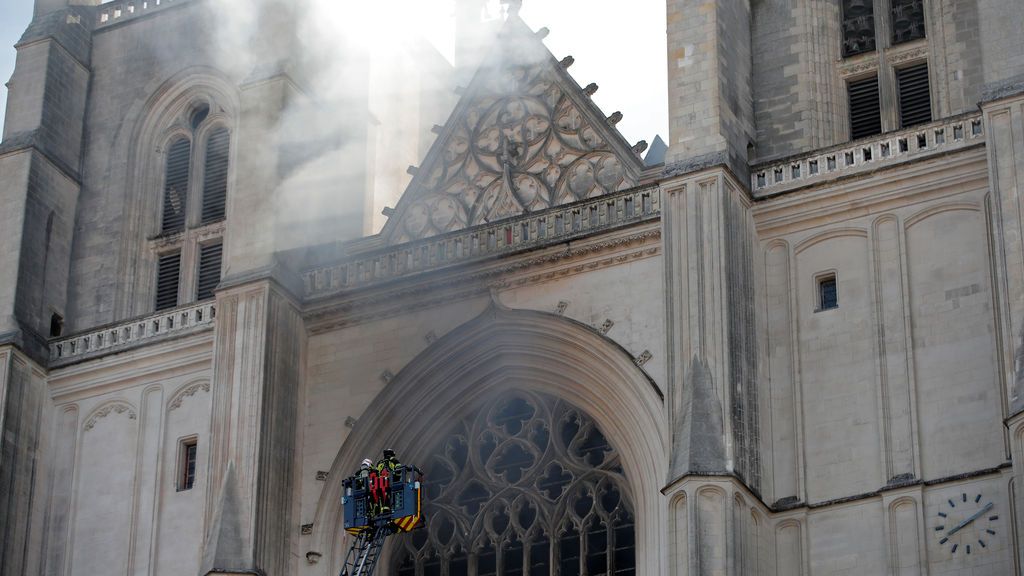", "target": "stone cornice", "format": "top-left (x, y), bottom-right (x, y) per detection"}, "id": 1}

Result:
top-left (302, 184), bottom-right (661, 300)
top-left (49, 300), bottom-right (216, 367)
top-left (661, 463), bottom-right (1011, 516)
top-left (304, 223), bottom-right (662, 334)
top-left (751, 112), bottom-right (985, 199)
top-left (752, 145), bottom-right (988, 237)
